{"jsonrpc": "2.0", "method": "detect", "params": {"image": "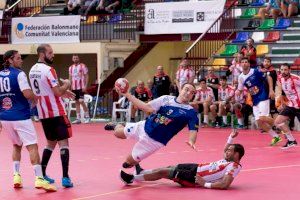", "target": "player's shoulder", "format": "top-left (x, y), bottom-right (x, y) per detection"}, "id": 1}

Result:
top-left (291, 74), bottom-right (300, 80)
